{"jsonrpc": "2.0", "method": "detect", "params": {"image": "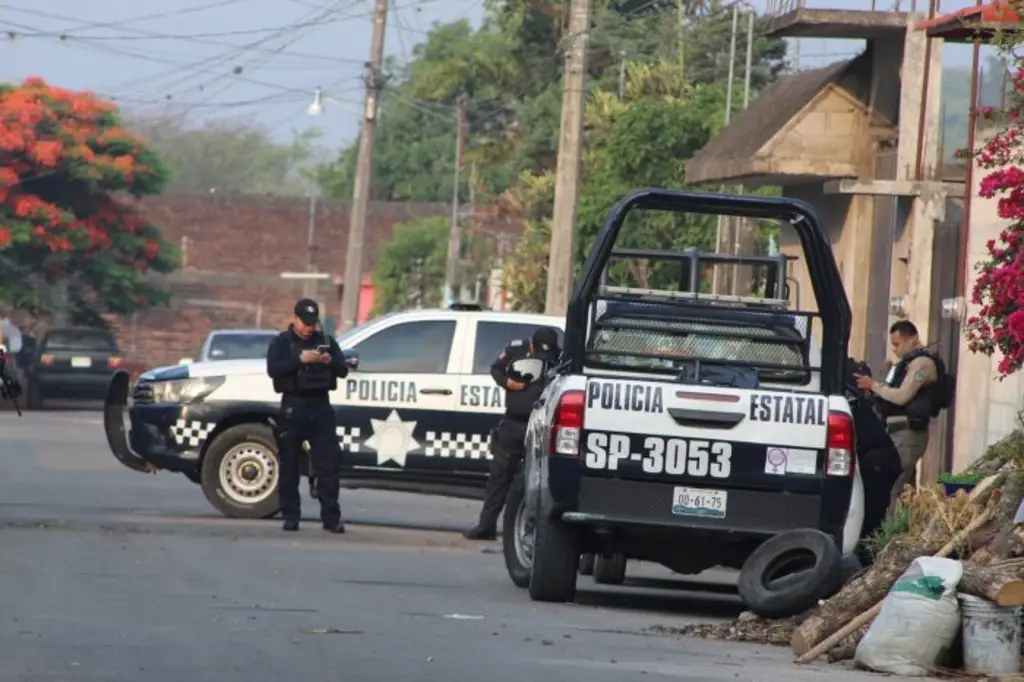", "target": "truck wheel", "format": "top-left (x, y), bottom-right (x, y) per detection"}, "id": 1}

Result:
top-left (200, 423), bottom-right (280, 520)
top-left (593, 553), bottom-right (627, 585)
top-left (528, 512), bottom-right (580, 603)
top-left (579, 553), bottom-right (595, 576)
top-left (737, 529), bottom-right (842, 619)
top-left (502, 473), bottom-right (531, 588)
